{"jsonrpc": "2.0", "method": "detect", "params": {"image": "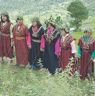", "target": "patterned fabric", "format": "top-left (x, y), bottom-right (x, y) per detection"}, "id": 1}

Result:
top-left (80, 36), bottom-right (94, 50)
top-left (61, 34), bottom-right (74, 49)
top-left (0, 22), bottom-right (11, 34)
top-left (60, 34), bottom-right (74, 70)
top-left (0, 22), bottom-right (13, 58)
top-left (78, 36), bottom-right (95, 80)
top-left (13, 24), bottom-right (30, 65)
top-left (28, 25), bottom-right (44, 69)
top-left (43, 28), bottom-right (60, 74)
